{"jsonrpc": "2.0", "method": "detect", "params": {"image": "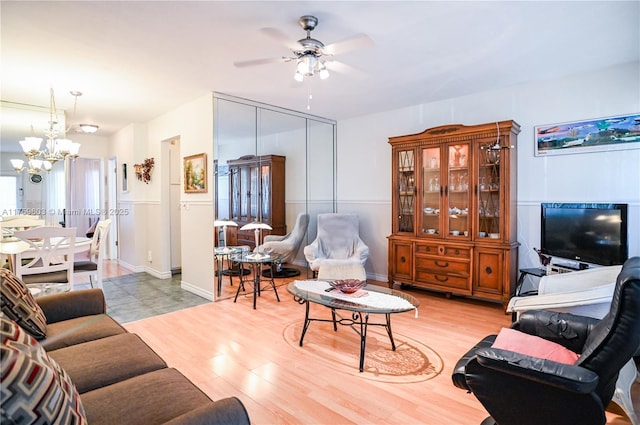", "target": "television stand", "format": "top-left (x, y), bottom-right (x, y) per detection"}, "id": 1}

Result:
top-left (547, 262), bottom-right (588, 275)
